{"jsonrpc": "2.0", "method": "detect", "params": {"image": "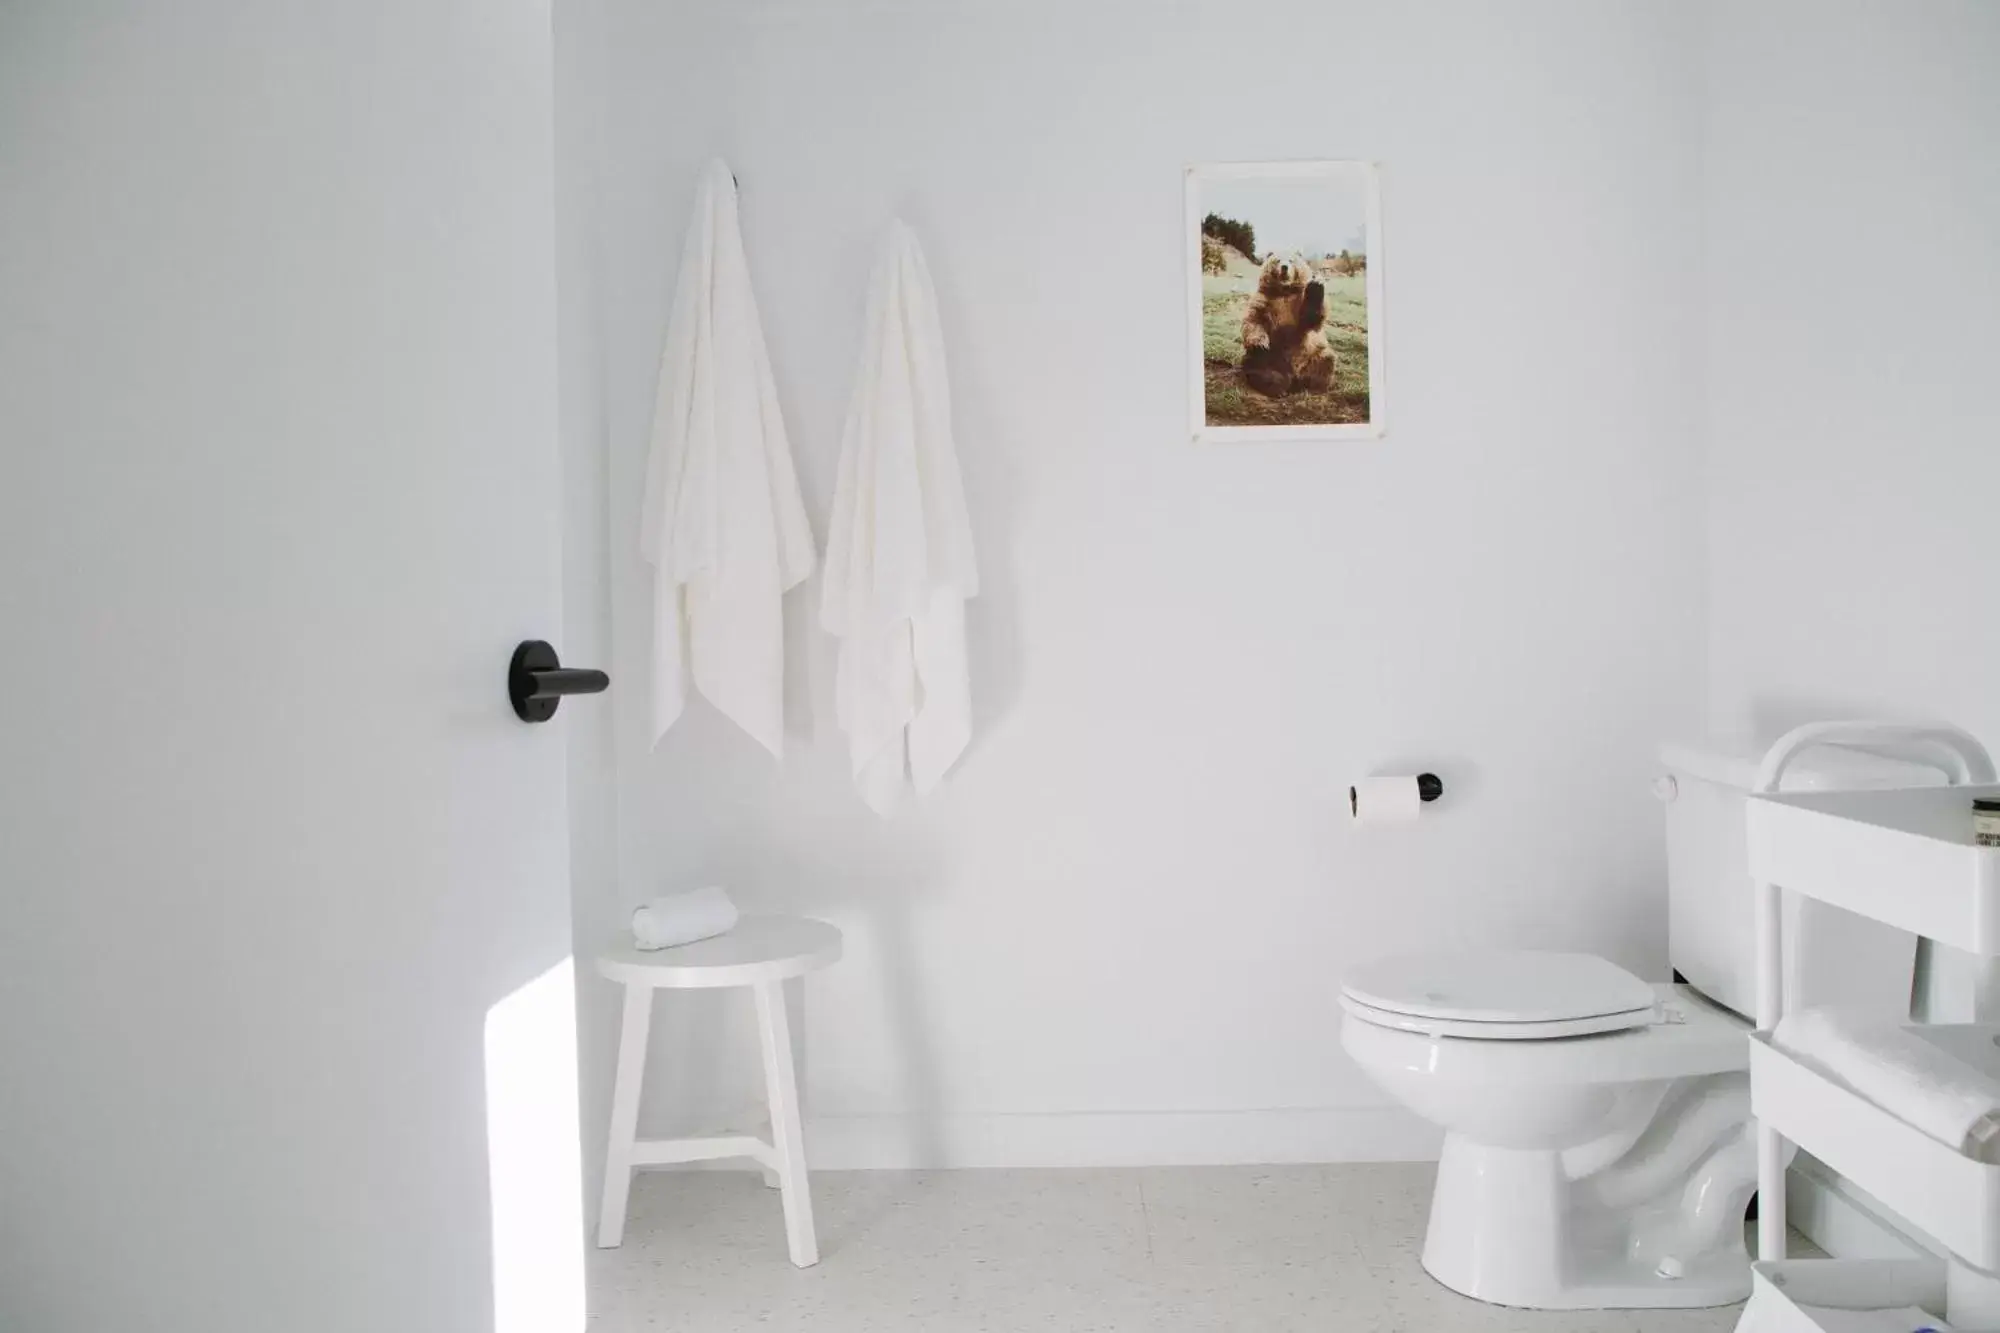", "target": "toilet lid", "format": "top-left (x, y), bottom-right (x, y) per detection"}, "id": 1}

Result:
top-left (1341, 951), bottom-right (1656, 1028)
